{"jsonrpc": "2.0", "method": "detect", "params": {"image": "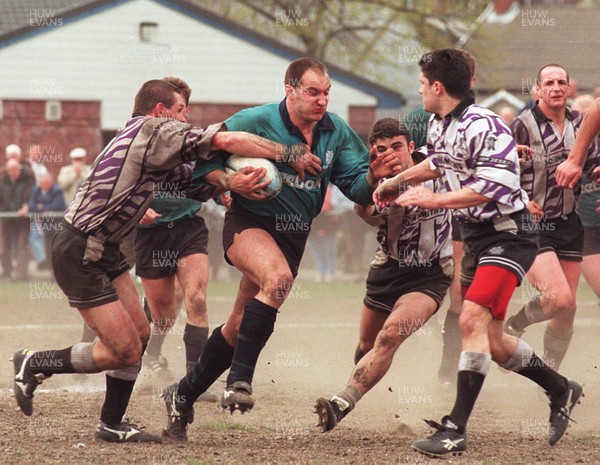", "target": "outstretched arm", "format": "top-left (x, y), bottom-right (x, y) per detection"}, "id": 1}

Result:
top-left (556, 98), bottom-right (600, 188)
top-left (373, 158), bottom-right (441, 207)
top-left (396, 186), bottom-right (490, 210)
